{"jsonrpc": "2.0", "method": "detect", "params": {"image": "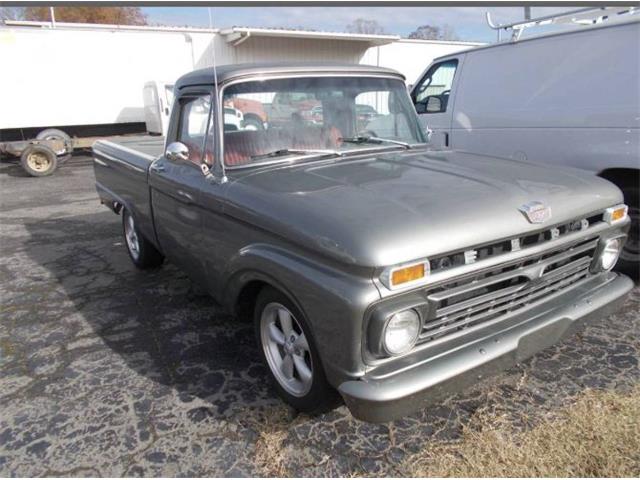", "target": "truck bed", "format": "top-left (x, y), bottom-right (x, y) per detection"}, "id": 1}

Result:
top-left (93, 134), bottom-right (164, 245)
top-left (98, 135), bottom-right (165, 159)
